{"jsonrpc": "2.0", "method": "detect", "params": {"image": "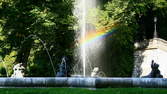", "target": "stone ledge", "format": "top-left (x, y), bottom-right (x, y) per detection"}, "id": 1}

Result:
top-left (0, 77), bottom-right (167, 88)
